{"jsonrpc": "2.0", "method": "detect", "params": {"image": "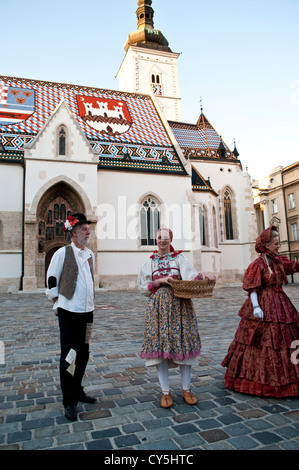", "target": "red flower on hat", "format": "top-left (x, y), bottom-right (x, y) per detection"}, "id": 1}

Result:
top-left (63, 216), bottom-right (79, 232)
